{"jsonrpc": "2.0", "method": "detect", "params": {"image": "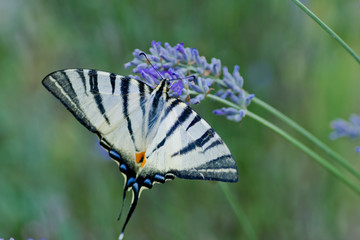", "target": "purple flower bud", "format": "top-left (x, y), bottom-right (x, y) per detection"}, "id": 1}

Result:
top-left (215, 89), bottom-right (231, 99)
top-left (170, 81), bottom-right (184, 96)
top-left (232, 65), bottom-right (244, 88)
top-left (229, 92), bottom-right (241, 105)
top-left (133, 49), bottom-right (144, 59)
top-left (150, 40), bottom-right (162, 56)
top-left (330, 115), bottom-right (360, 140)
top-left (128, 75), bottom-right (142, 81)
top-left (210, 58), bottom-right (221, 76)
top-left (190, 94), bottom-right (205, 105)
top-left (350, 114), bottom-right (360, 126)
top-left (189, 82), bottom-right (203, 93)
top-left (213, 107), bottom-right (239, 115)
top-left (213, 107), bottom-right (245, 122)
top-left (150, 55), bottom-right (161, 63)
top-left (124, 62), bottom-right (132, 69)
top-left (139, 69), bottom-right (159, 86)
top-left (245, 94), bottom-right (255, 106)
top-left (356, 146), bottom-right (360, 153)
top-left (176, 43), bottom-right (188, 61)
top-left (196, 67), bottom-right (204, 75)
top-left (227, 114), bottom-right (242, 122)
top-left (222, 66), bottom-right (232, 82)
